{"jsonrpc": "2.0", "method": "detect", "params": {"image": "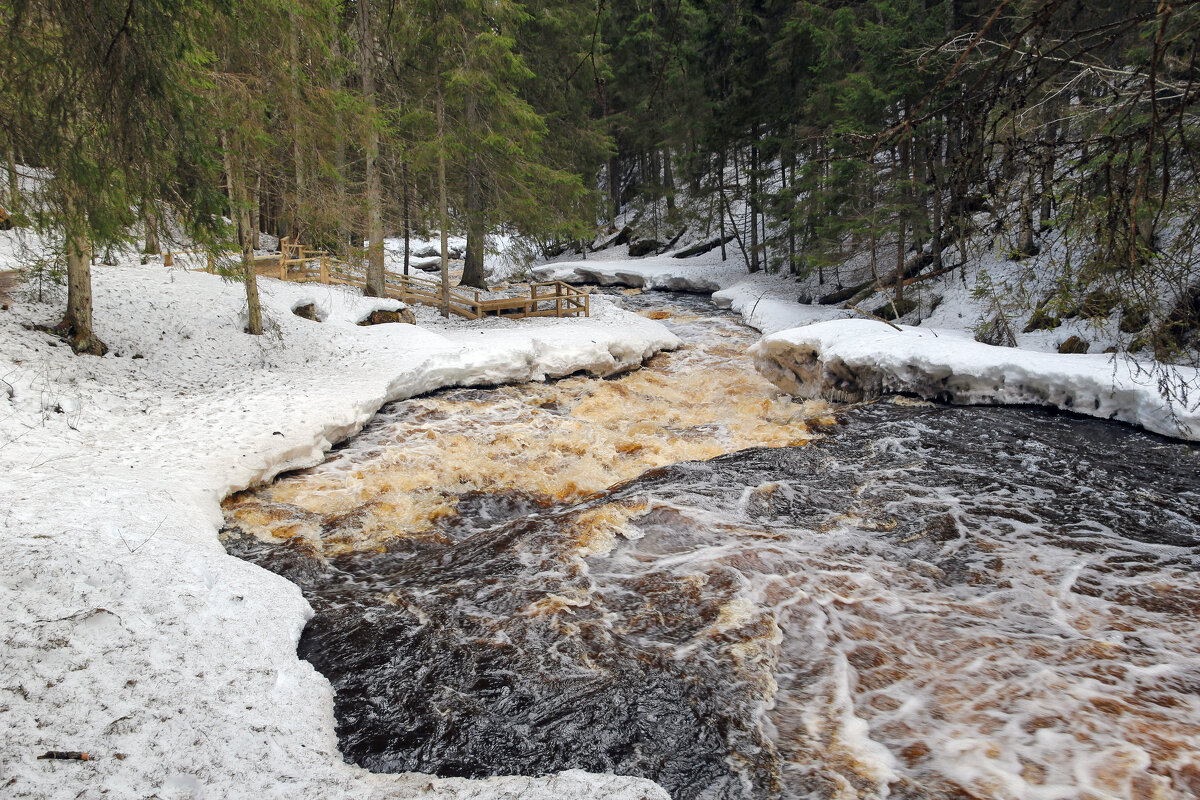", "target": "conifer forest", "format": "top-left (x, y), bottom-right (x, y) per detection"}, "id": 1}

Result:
top-left (2, 1), bottom-right (1199, 361)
